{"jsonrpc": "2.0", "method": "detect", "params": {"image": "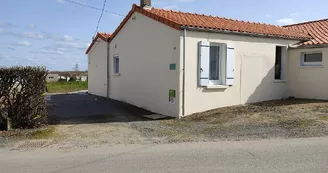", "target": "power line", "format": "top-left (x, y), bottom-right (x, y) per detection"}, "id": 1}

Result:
top-left (93, 0), bottom-right (107, 37)
top-left (62, 0), bottom-right (125, 17)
